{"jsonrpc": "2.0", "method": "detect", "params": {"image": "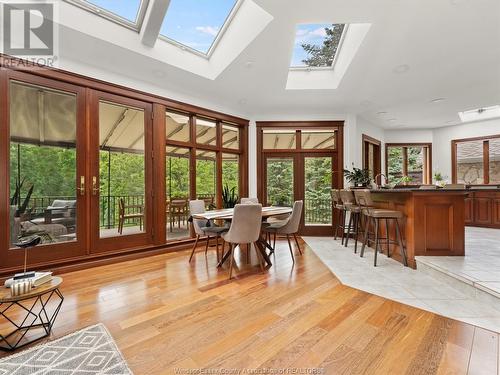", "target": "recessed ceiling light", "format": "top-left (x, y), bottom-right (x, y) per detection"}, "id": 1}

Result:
top-left (388, 118), bottom-right (397, 122)
top-left (376, 111), bottom-right (387, 115)
top-left (430, 98), bottom-right (446, 103)
top-left (393, 64), bottom-right (410, 74)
